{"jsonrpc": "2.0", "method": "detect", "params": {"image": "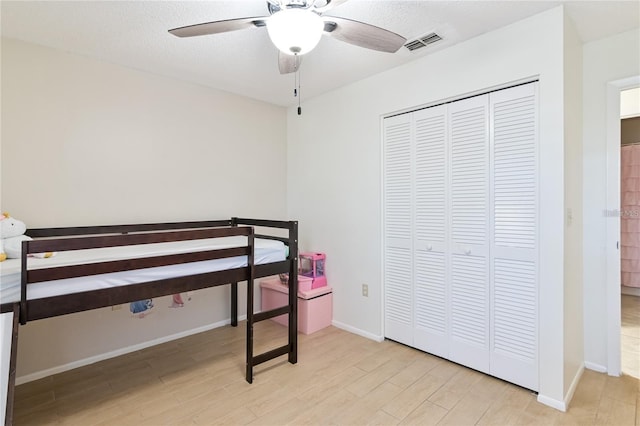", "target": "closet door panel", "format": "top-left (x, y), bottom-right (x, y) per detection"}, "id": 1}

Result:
top-left (489, 82), bottom-right (538, 391)
top-left (449, 253), bottom-right (490, 371)
top-left (413, 106), bottom-right (449, 357)
top-left (492, 258), bottom-right (537, 388)
top-left (383, 113), bottom-right (413, 345)
top-left (449, 97), bottom-right (490, 256)
top-left (448, 95), bottom-right (490, 373)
